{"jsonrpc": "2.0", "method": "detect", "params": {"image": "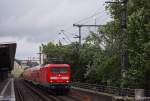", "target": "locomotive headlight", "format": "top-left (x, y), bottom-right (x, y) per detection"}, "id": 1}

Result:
top-left (66, 80), bottom-right (69, 83)
top-left (50, 76), bottom-right (58, 80)
top-left (61, 77), bottom-right (69, 80)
